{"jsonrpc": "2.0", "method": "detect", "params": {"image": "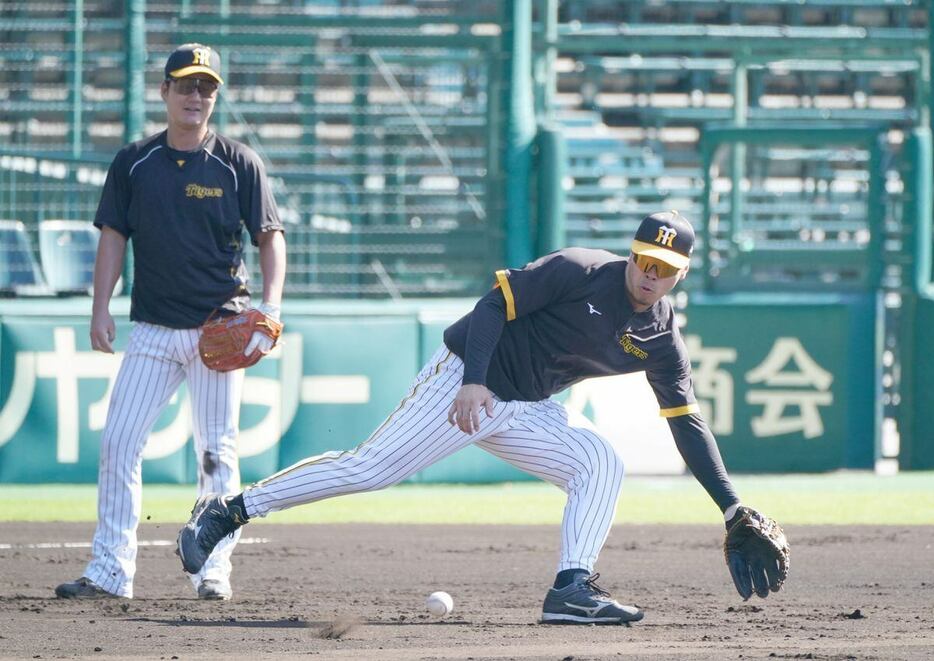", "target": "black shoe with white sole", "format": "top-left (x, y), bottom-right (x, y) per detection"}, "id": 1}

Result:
top-left (541, 573), bottom-right (643, 624)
